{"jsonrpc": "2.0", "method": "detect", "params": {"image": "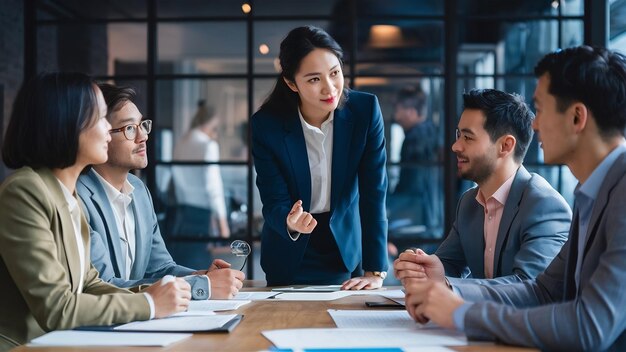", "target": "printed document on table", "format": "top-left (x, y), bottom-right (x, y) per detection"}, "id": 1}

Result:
top-left (114, 314), bottom-right (238, 332)
top-left (262, 328), bottom-right (467, 349)
top-left (28, 331), bottom-right (191, 347)
top-left (272, 285), bottom-right (343, 292)
top-left (328, 309), bottom-right (422, 329)
top-left (272, 285), bottom-right (387, 295)
top-left (234, 291), bottom-right (279, 300)
top-left (273, 291), bottom-right (352, 301)
top-left (171, 299), bottom-right (250, 316)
